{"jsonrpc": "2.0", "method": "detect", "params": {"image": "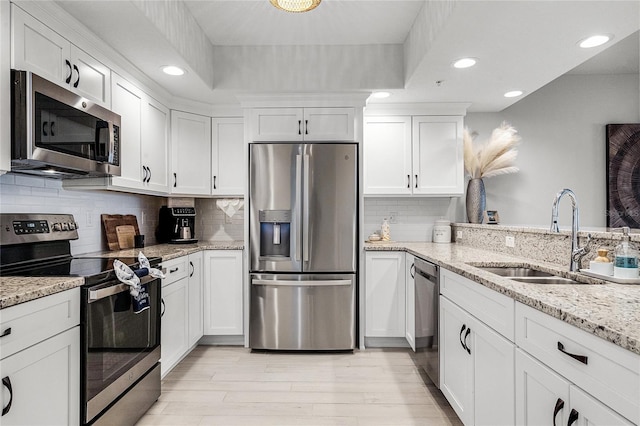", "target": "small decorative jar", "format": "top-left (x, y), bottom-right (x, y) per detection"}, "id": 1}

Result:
top-left (381, 218), bottom-right (391, 241)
